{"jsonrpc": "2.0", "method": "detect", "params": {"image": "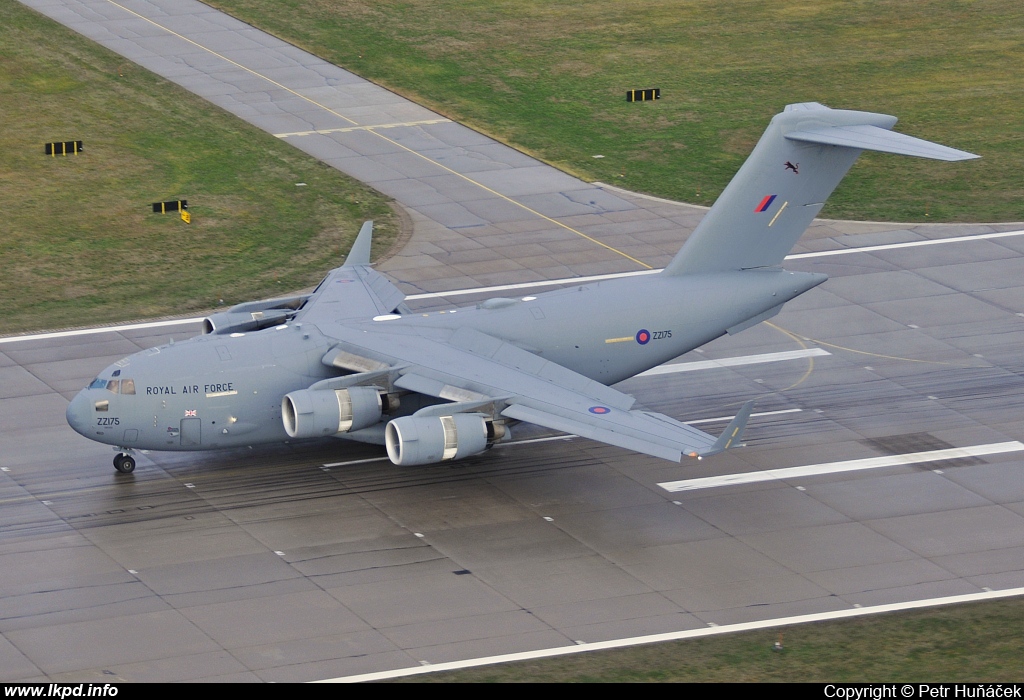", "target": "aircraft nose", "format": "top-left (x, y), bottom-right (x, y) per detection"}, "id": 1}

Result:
top-left (66, 391), bottom-right (91, 436)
